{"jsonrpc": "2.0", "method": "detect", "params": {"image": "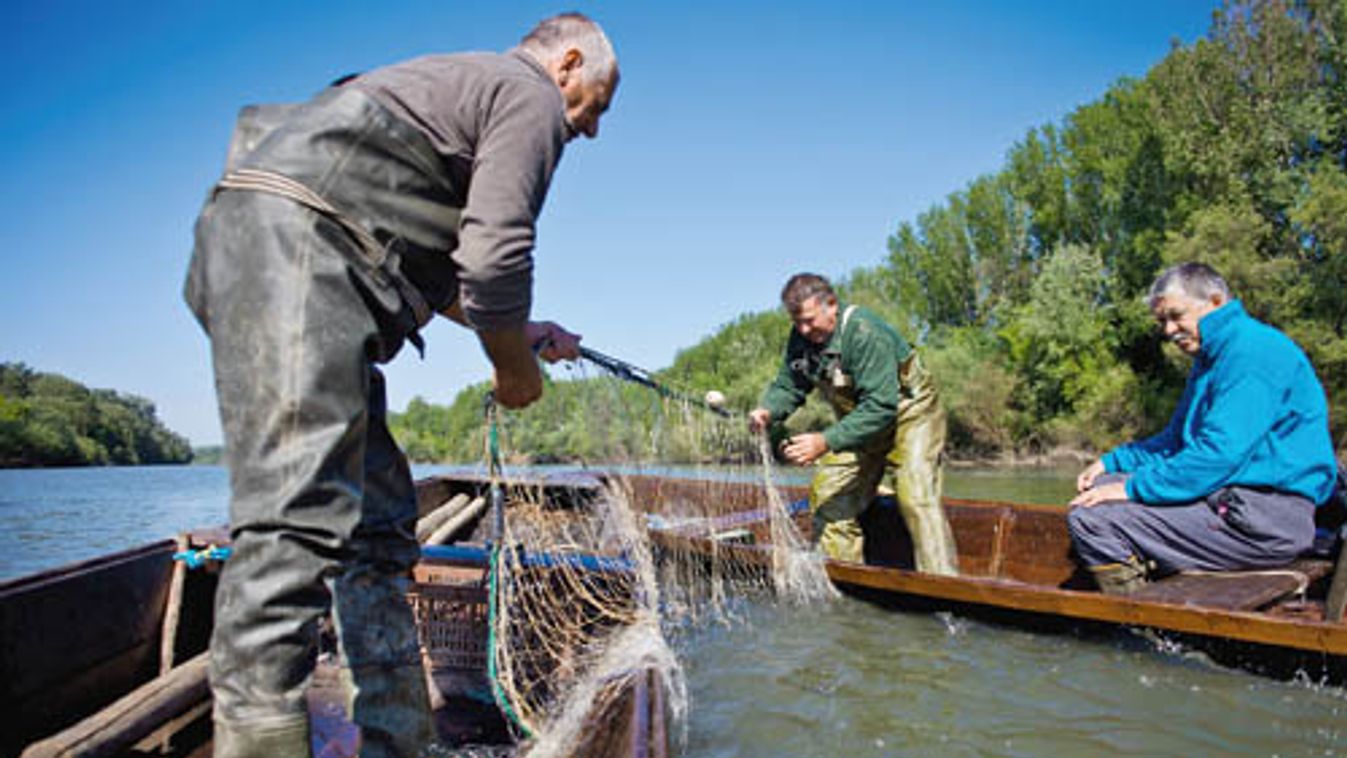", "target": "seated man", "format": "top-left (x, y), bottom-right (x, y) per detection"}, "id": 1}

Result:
top-left (1069, 262), bottom-right (1338, 594)
top-left (749, 273), bottom-right (958, 574)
